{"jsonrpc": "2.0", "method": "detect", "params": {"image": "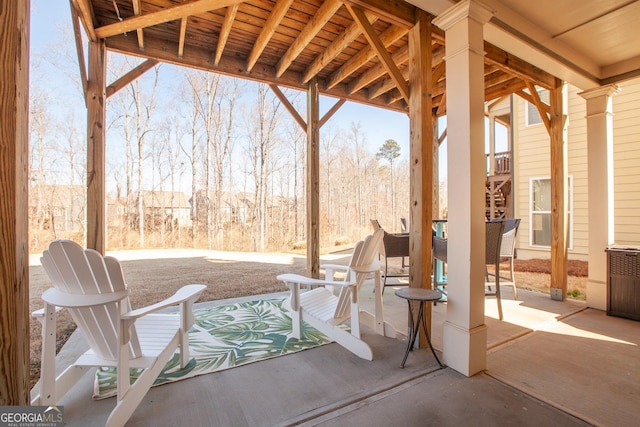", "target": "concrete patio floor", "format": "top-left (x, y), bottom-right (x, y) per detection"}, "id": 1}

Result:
top-left (45, 280), bottom-right (639, 426)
